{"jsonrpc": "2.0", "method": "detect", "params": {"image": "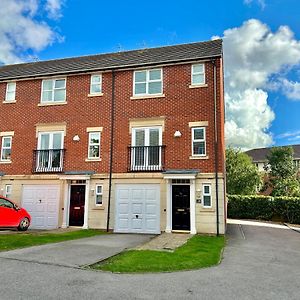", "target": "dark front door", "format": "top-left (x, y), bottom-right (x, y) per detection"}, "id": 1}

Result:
top-left (69, 185), bottom-right (85, 226)
top-left (172, 185), bottom-right (190, 231)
